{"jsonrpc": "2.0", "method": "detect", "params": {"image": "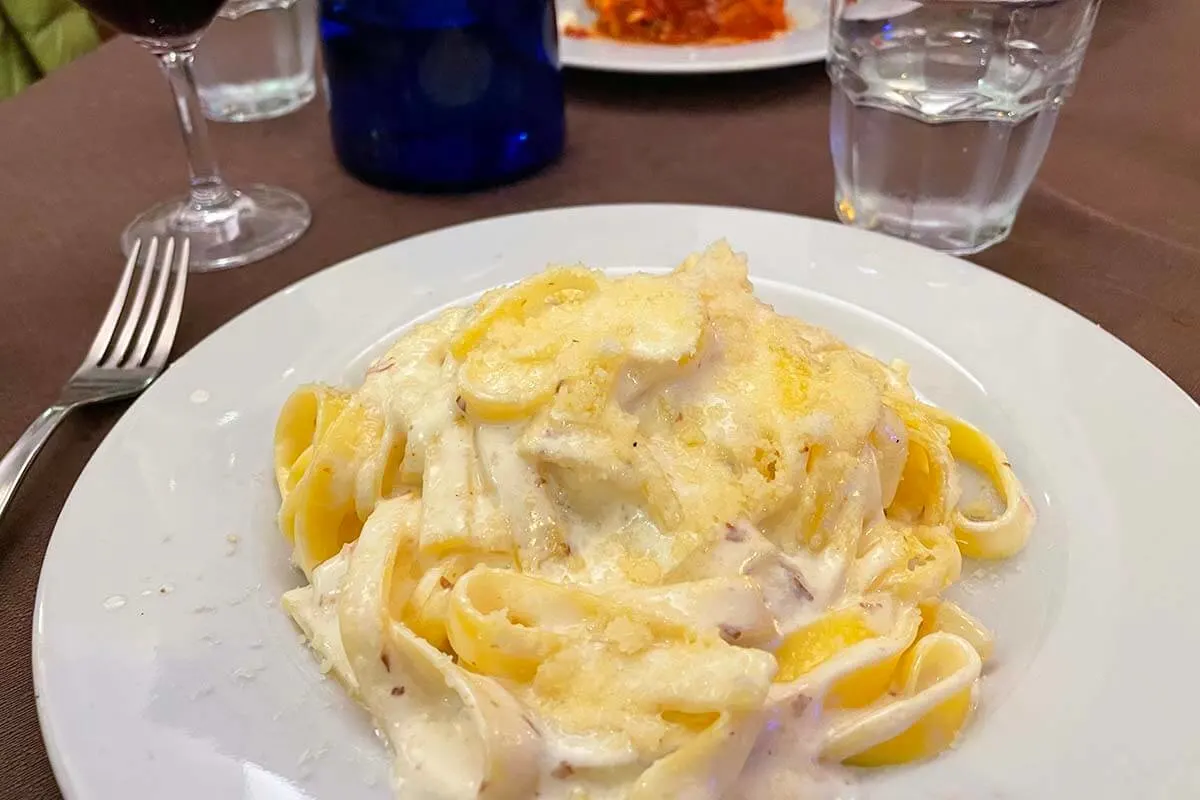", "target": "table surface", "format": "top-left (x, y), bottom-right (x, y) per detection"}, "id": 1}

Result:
top-left (1, 2), bottom-right (1197, 796)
